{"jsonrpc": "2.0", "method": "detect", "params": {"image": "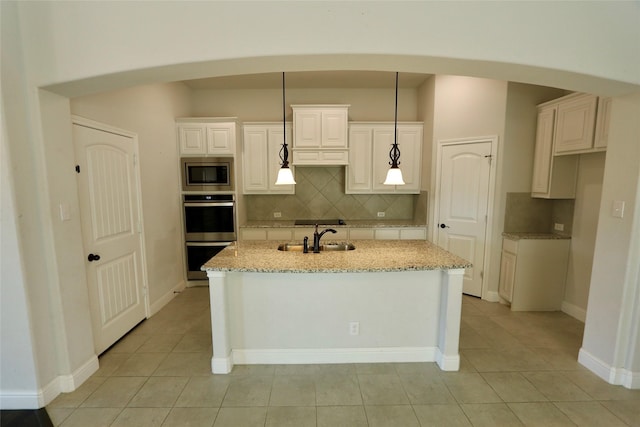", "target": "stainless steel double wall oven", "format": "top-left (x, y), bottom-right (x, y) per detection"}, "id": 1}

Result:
top-left (181, 157), bottom-right (236, 280)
